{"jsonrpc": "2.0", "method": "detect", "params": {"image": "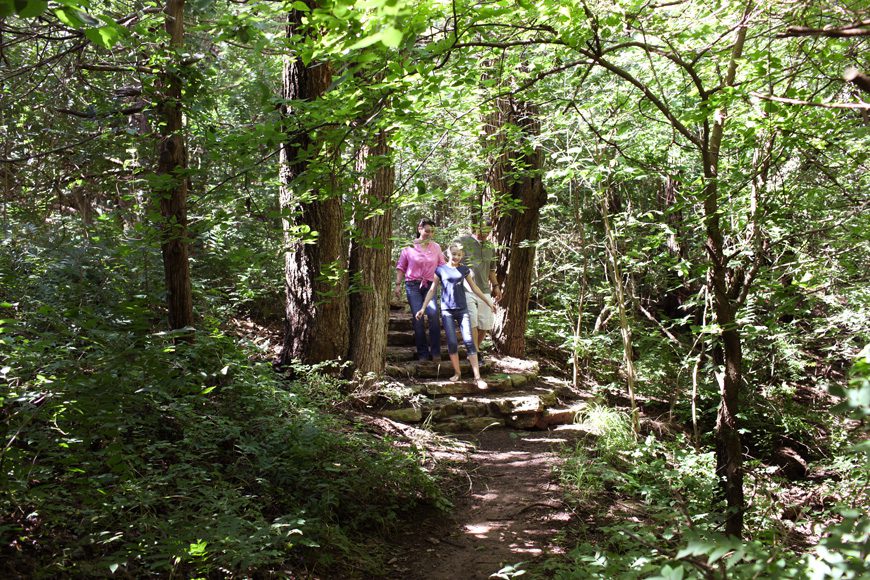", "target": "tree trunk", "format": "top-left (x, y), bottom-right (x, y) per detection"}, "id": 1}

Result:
top-left (278, 6), bottom-right (348, 365)
top-left (484, 97), bottom-right (546, 357)
top-left (348, 129), bottom-right (394, 381)
top-left (600, 186), bottom-right (639, 432)
top-left (570, 181), bottom-right (590, 389)
top-left (706, 5), bottom-right (752, 537)
top-left (156, 0), bottom-right (193, 331)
